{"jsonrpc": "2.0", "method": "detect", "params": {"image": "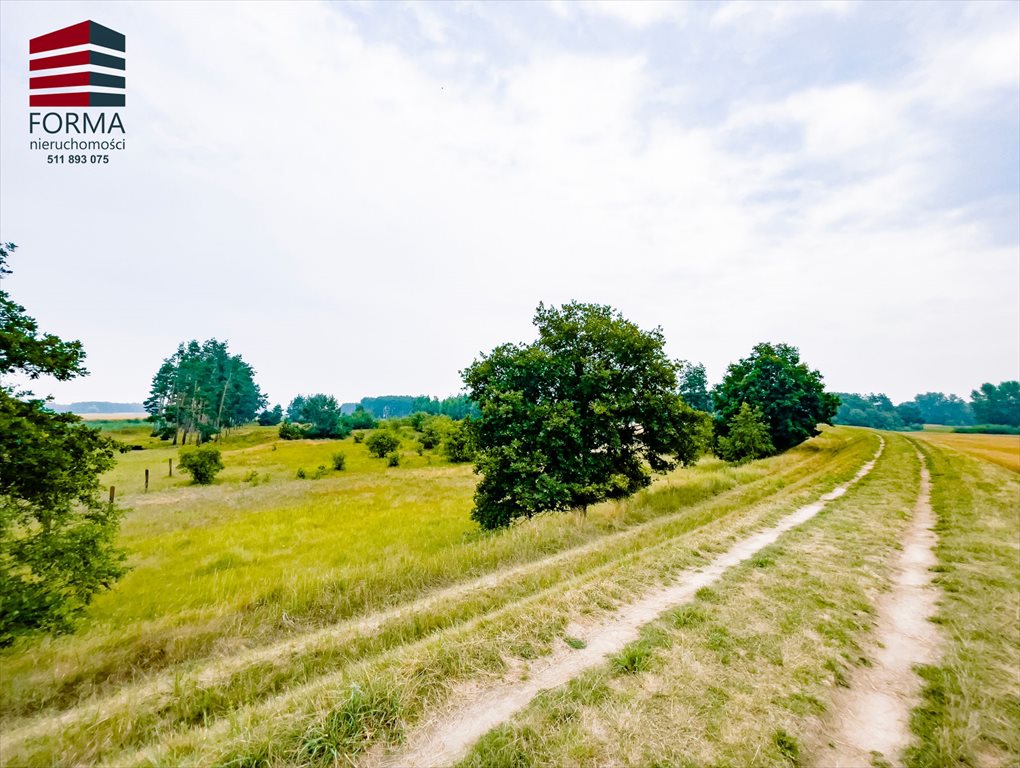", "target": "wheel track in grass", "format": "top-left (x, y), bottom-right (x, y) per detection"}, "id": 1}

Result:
top-left (810, 446), bottom-right (940, 767)
top-left (375, 438), bottom-right (885, 768)
top-left (1, 433), bottom-right (873, 758)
